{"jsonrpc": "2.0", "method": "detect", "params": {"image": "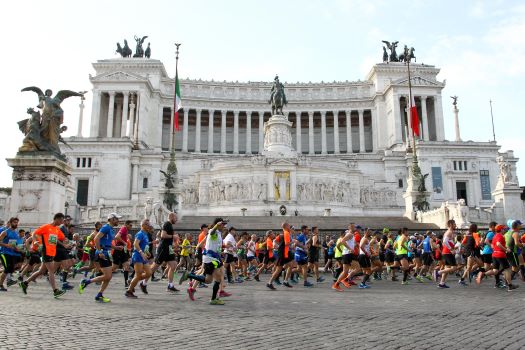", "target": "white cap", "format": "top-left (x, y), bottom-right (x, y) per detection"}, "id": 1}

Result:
top-left (107, 212), bottom-right (122, 220)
